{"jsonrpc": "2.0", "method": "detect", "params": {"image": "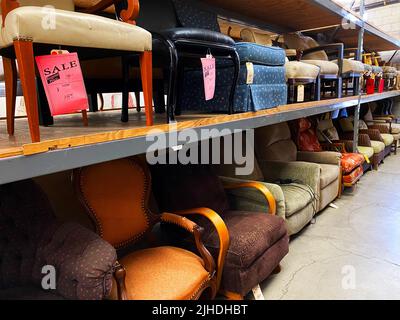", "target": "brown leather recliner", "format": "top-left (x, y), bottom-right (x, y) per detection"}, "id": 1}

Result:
top-left (151, 163), bottom-right (289, 300)
top-left (73, 157), bottom-right (229, 300)
top-left (255, 122), bottom-right (341, 212)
